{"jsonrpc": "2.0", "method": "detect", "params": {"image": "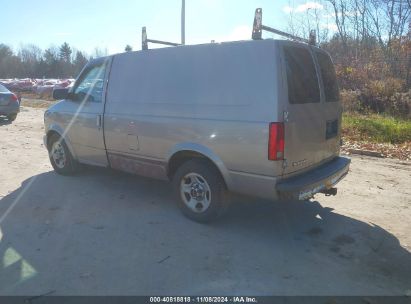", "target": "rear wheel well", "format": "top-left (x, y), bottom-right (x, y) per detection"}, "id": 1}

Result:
top-left (167, 151), bottom-right (227, 188)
